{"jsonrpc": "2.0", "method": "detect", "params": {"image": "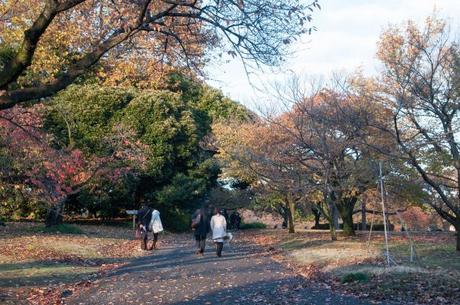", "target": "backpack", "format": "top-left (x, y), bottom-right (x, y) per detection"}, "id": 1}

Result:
top-left (191, 213), bottom-right (201, 229)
